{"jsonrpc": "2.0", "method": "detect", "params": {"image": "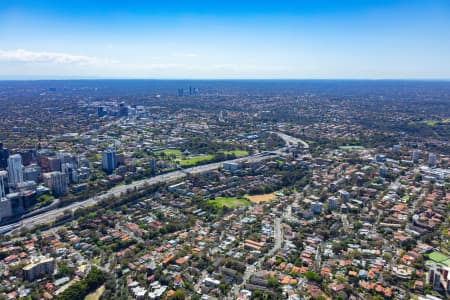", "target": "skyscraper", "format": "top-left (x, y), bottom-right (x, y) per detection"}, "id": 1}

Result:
top-left (119, 102), bottom-right (129, 117)
top-left (7, 154), bottom-right (23, 187)
top-left (0, 170), bottom-right (7, 198)
top-left (428, 153), bottom-right (437, 167)
top-left (43, 171), bottom-right (68, 196)
top-left (412, 149), bottom-right (420, 163)
top-left (102, 148), bottom-right (117, 174)
top-left (97, 106), bottom-right (106, 117)
top-left (0, 142), bottom-right (9, 169)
